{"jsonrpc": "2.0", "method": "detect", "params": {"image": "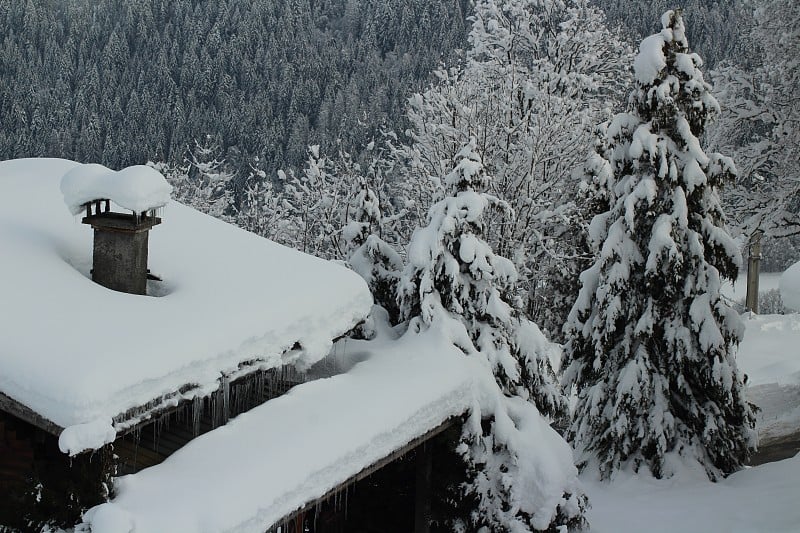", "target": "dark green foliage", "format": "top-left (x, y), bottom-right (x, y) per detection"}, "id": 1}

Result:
top-left (0, 0), bottom-right (468, 181)
top-left (594, 0), bottom-right (753, 68)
